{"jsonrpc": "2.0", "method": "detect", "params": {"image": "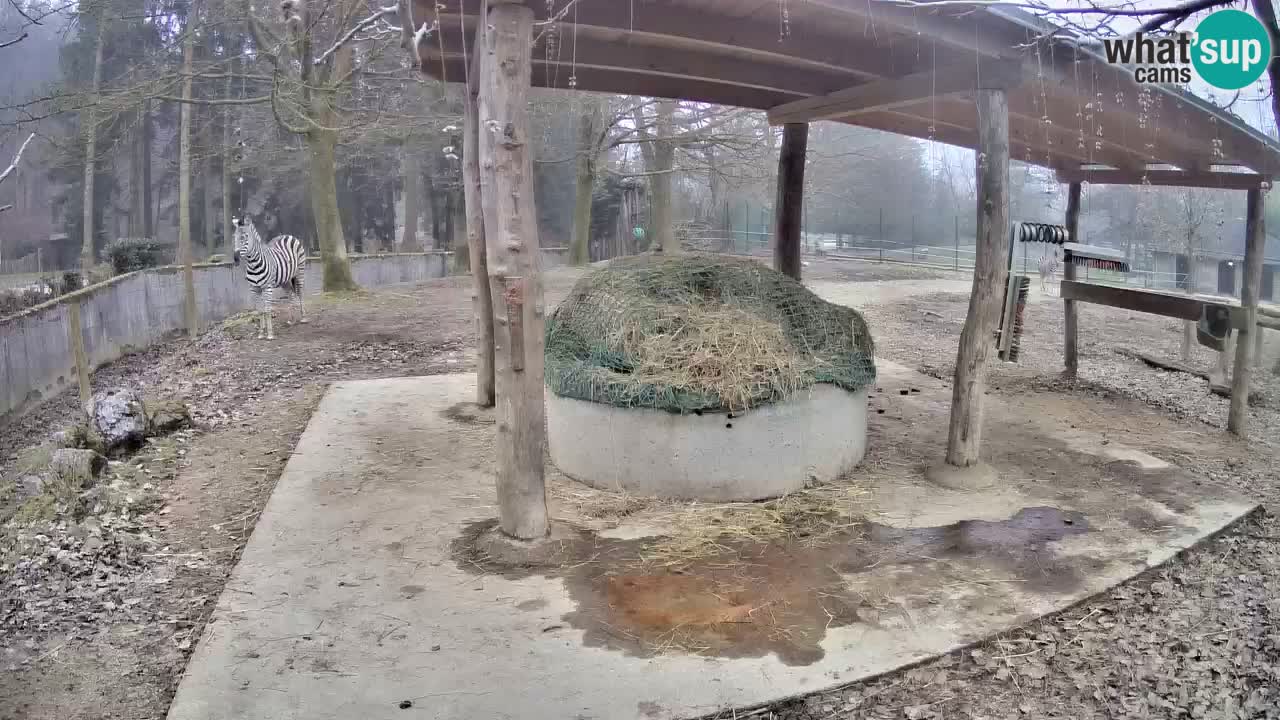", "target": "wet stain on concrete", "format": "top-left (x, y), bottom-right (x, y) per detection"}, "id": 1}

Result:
top-left (1121, 506), bottom-right (1182, 533)
top-left (452, 506), bottom-right (1091, 666)
top-left (1103, 460), bottom-right (1204, 515)
top-left (440, 402), bottom-right (495, 426)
